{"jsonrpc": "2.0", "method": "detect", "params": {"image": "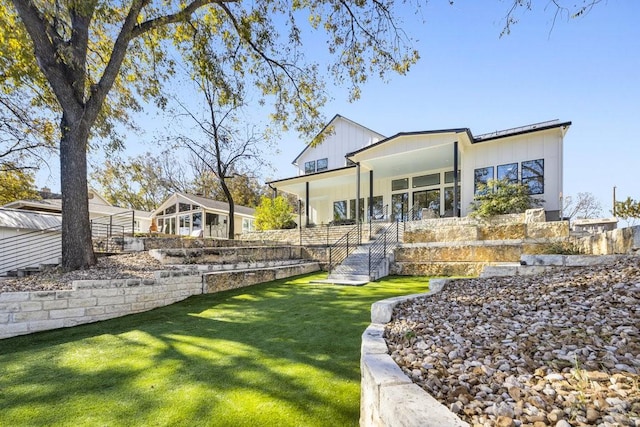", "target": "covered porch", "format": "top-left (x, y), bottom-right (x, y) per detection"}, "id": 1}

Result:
top-left (269, 130), bottom-right (470, 227)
